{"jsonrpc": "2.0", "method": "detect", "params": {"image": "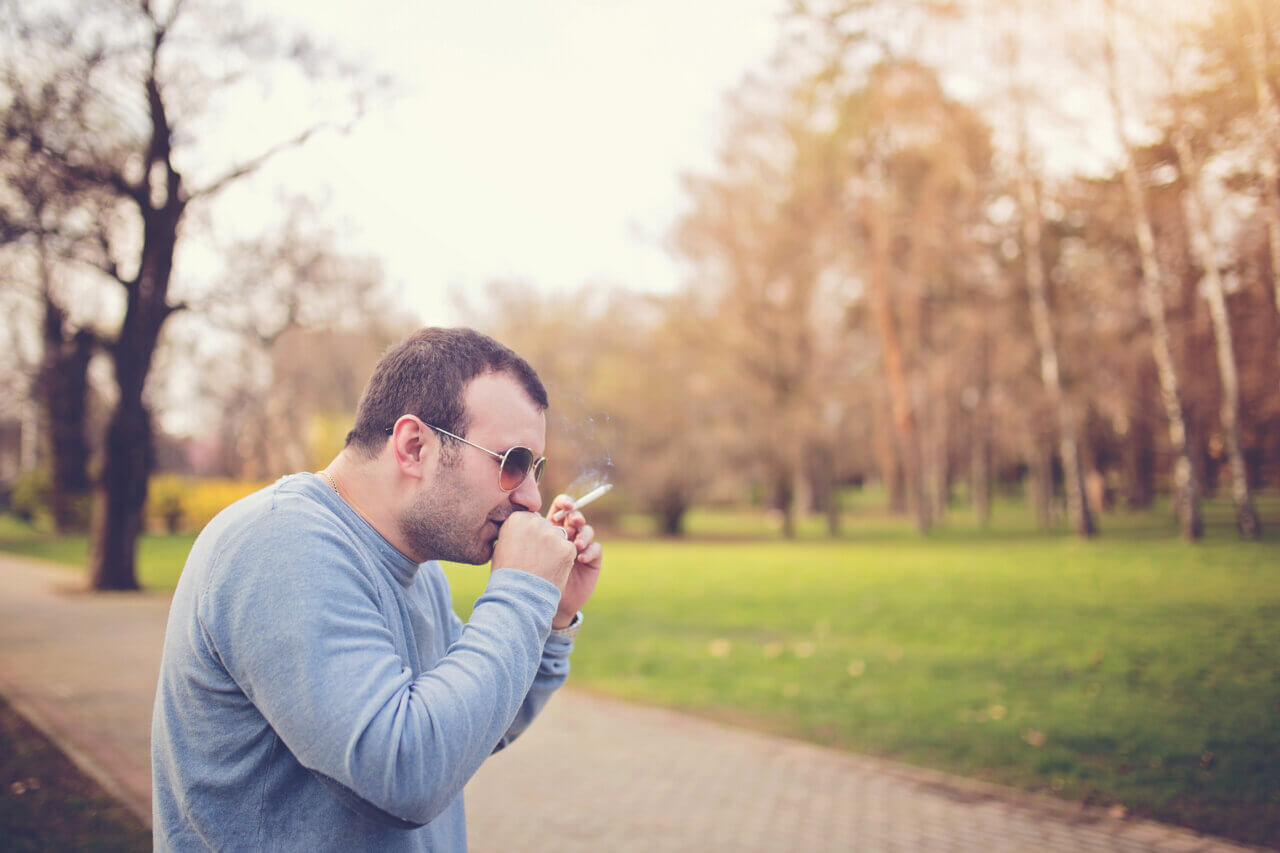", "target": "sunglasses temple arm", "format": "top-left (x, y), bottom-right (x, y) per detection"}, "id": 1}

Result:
top-left (450, 431), bottom-right (505, 463)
